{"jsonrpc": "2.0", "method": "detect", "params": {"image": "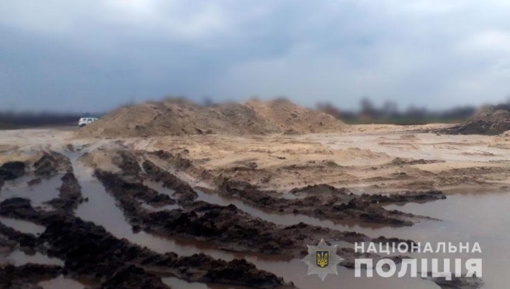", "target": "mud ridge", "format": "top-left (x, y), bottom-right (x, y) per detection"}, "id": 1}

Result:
top-left (113, 151), bottom-right (142, 181)
top-left (0, 161), bottom-right (25, 181)
top-left (0, 221), bottom-right (39, 250)
top-left (45, 172), bottom-right (85, 213)
top-left (142, 159), bottom-right (197, 205)
top-left (145, 150), bottom-right (444, 226)
top-left (220, 181), bottom-right (437, 226)
top-left (95, 169), bottom-right (176, 208)
top-left (34, 151), bottom-right (71, 178)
